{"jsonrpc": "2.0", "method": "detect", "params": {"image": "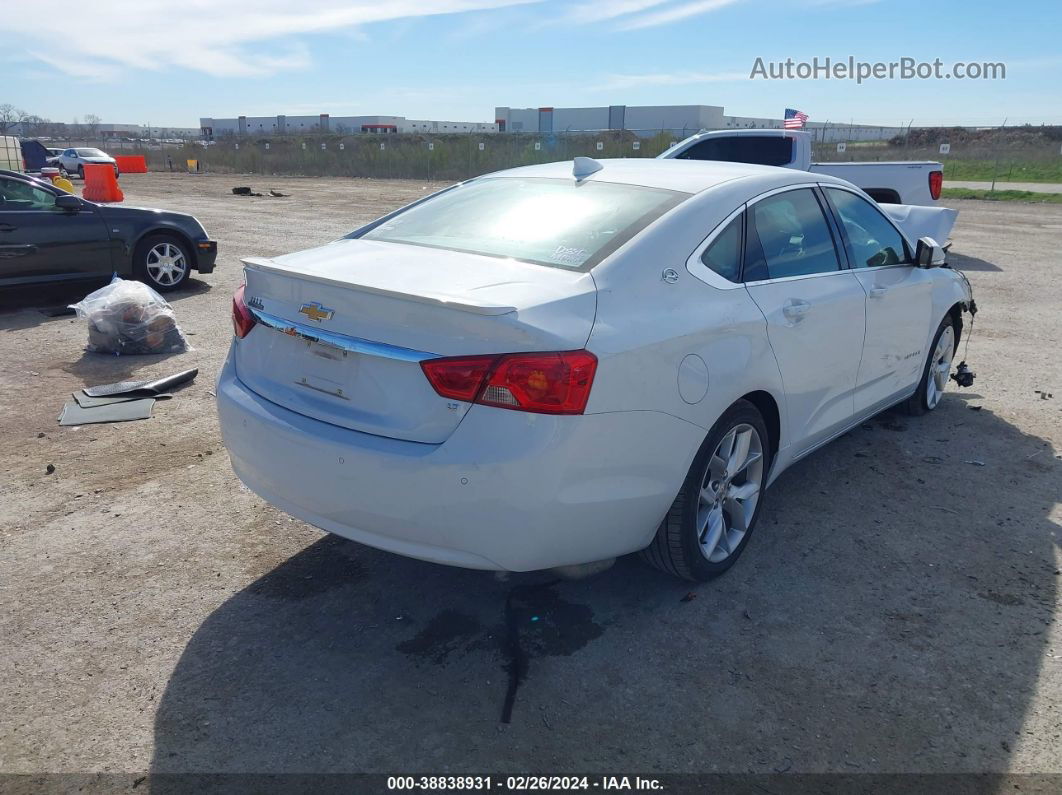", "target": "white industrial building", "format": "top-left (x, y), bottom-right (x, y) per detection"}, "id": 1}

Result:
top-left (199, 105), bottom-right (906, 142)
top-left (494, 105), bottom-right (725, 135)
top-left (199, 114), bottom-right (496, 138)
top-left (495, 104), bottom-right (905, 142)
